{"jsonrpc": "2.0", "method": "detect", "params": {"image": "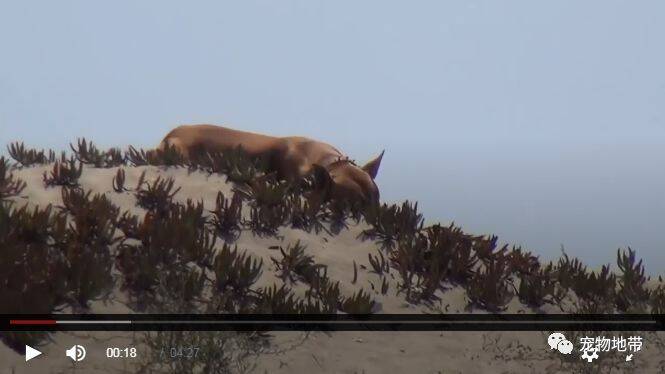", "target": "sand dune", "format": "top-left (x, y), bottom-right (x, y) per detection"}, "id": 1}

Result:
top-left (1, 159), bottom-right (663, 373)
